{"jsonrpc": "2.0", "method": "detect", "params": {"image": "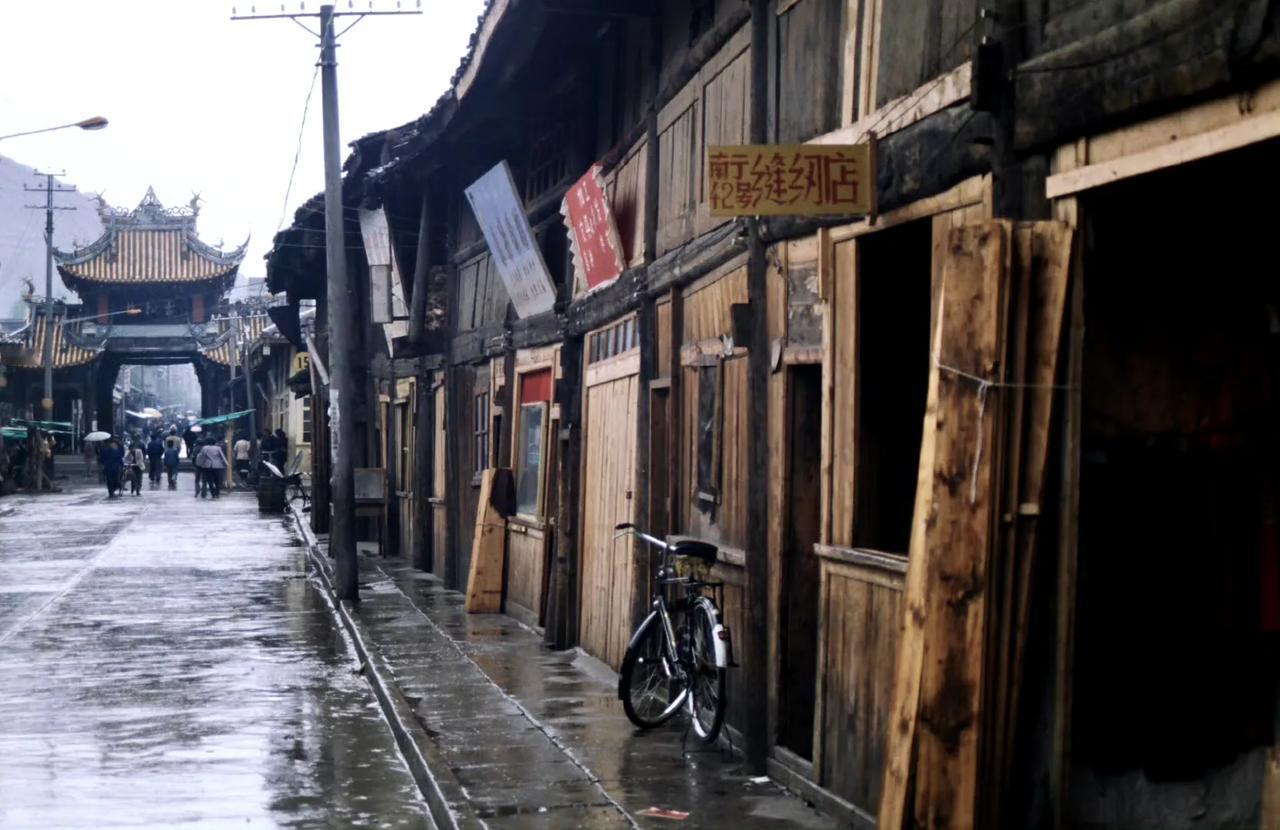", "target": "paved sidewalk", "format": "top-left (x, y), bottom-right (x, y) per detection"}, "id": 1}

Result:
top-left (297, 517), bottom-right (836, 829)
